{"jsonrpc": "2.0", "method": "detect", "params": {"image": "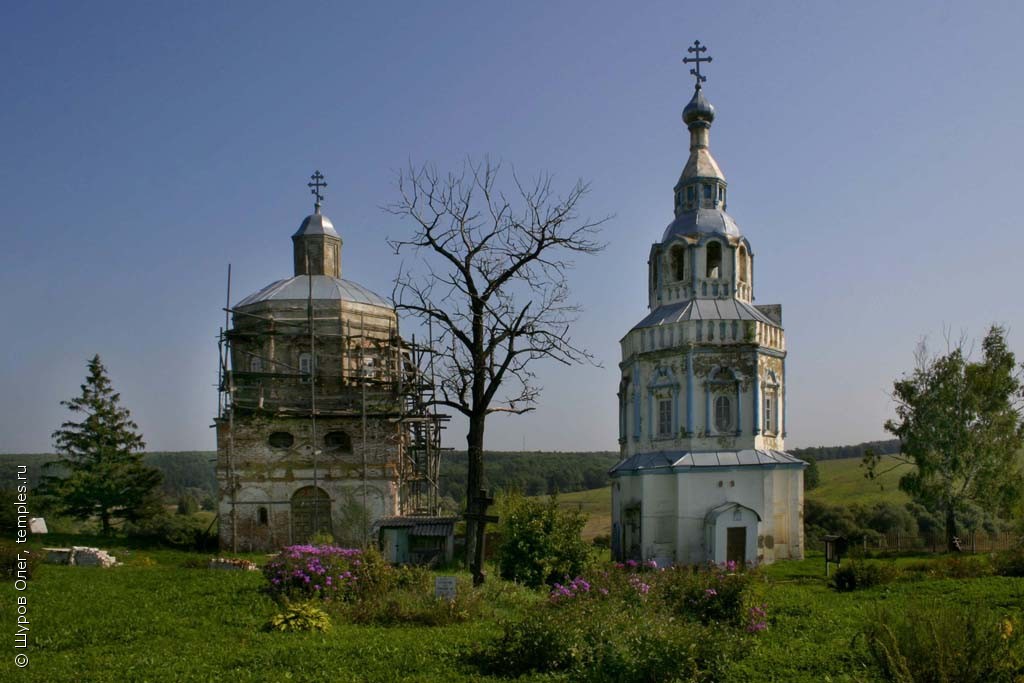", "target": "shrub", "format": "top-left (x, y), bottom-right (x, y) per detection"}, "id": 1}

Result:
top-left (478, 592), bottom-right (743, 682)
top-left (262, 545), bottom-right (389, 604)
top-left (0, 543), bottom-right (43, 580)
top-left (863, 604), bottom-right (1024, 682)
top-left (266, 602), bottom-right (332, 633)
top-left (495, 493), bottom-right (591, 587)
top-left (124, 513), bottom-right (216, 550)
top-left (658, 562), bottom-right (762, 628)
top-left (831, 561), bottom-right (899, 591)
top-left (992, 545), bottom-right (1024, 577)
